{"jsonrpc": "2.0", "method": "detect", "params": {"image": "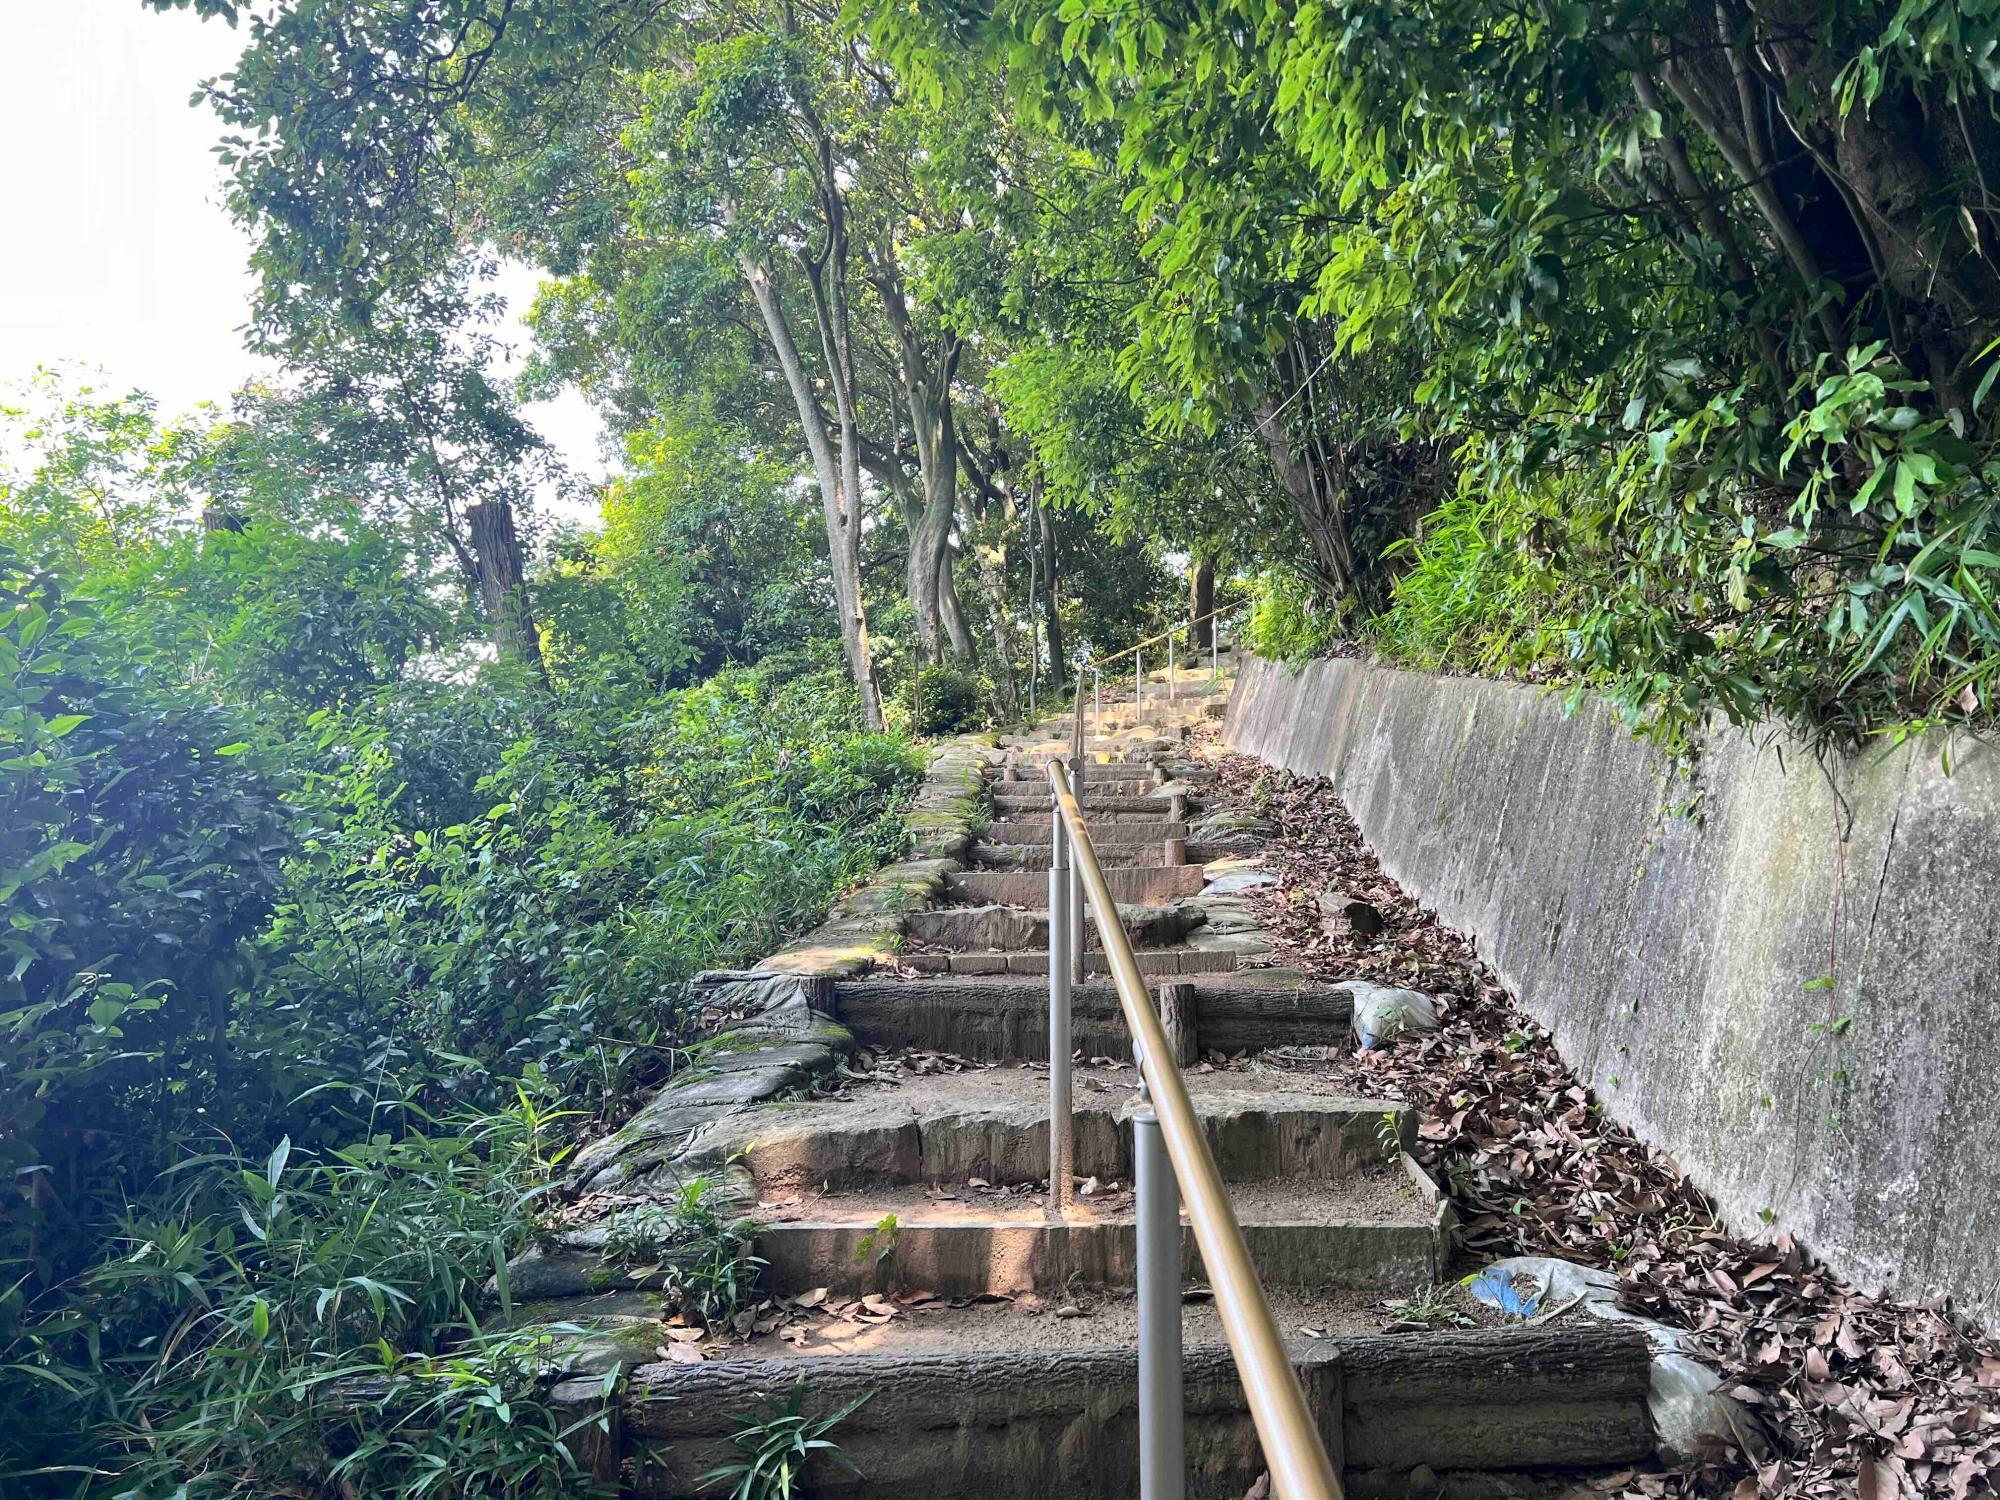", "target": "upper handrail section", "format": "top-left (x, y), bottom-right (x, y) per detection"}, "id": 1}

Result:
top-left (1081, 594), bottom-right (1251, 675)
top-left (1045, 759), bottom-right (1342, 1500)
